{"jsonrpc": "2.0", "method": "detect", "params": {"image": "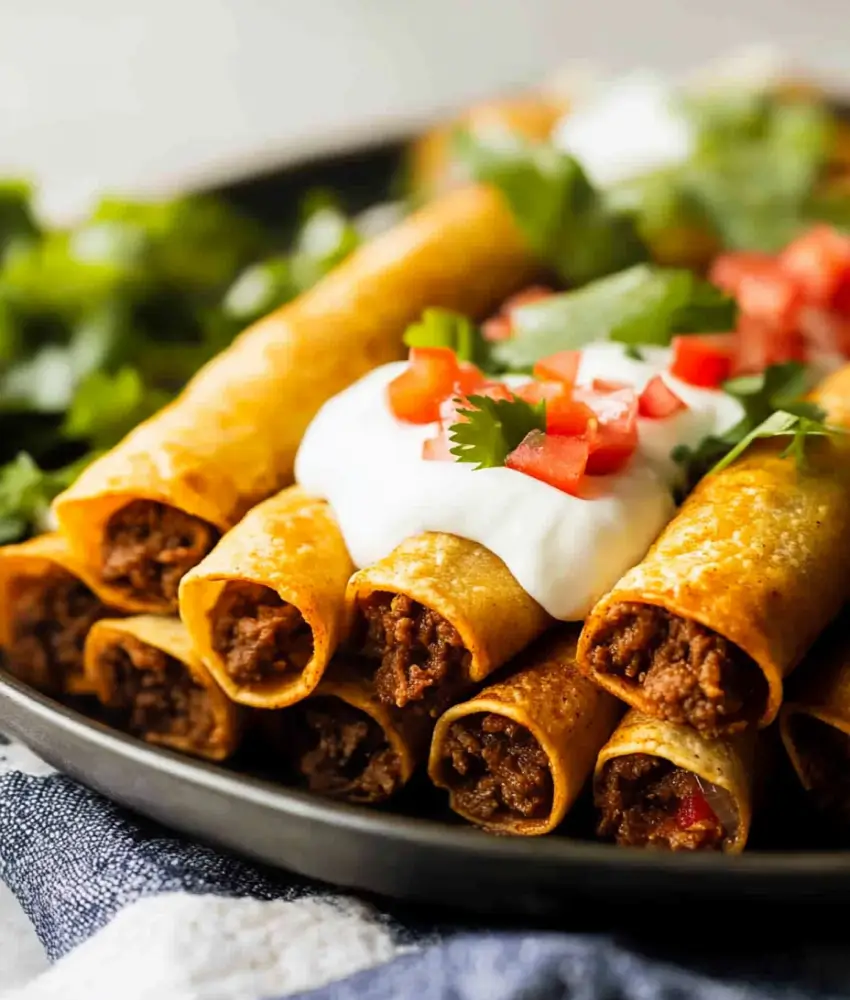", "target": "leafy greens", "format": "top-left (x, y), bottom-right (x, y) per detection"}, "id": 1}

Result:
top-left (448, 395), bottom-right (545, 469)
